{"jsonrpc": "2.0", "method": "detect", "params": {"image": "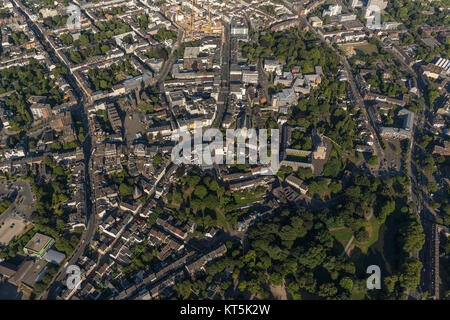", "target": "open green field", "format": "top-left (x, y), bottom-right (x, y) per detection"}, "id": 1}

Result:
top-left (330, 227), bottom-right (353, 248)
top-left (354, 216), bottom-right (382, 254)
top-left (350, 212), bottom-right (402, 280)
top-left (330, 216), bottom-right (382, 254)
top-left (233, 193), bottom-right (265, 206)
top-left (340, 42), bottom-right (378, 57)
